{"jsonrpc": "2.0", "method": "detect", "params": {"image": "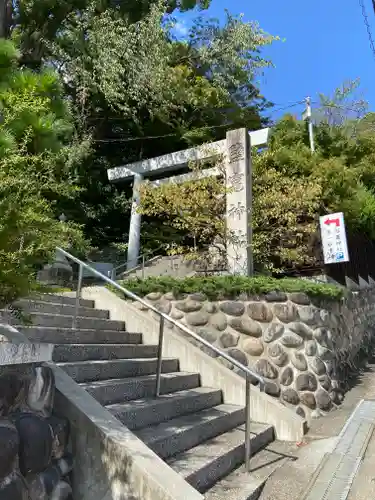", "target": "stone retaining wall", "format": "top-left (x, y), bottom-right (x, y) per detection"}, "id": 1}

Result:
top-left (135, 289), bottom-right (375, 421)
